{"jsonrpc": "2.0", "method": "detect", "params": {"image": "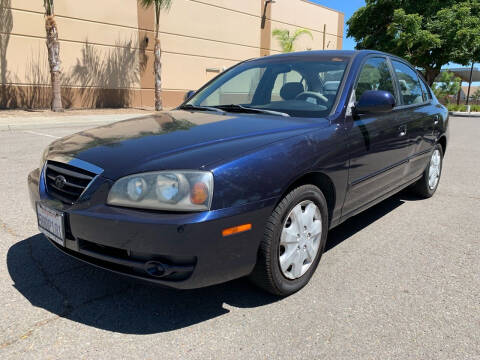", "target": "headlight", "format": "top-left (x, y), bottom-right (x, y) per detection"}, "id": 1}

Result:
top-left (40, 147), bottom-right (49, 170)
top-left (107, 171), bottom-right (214, 211)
